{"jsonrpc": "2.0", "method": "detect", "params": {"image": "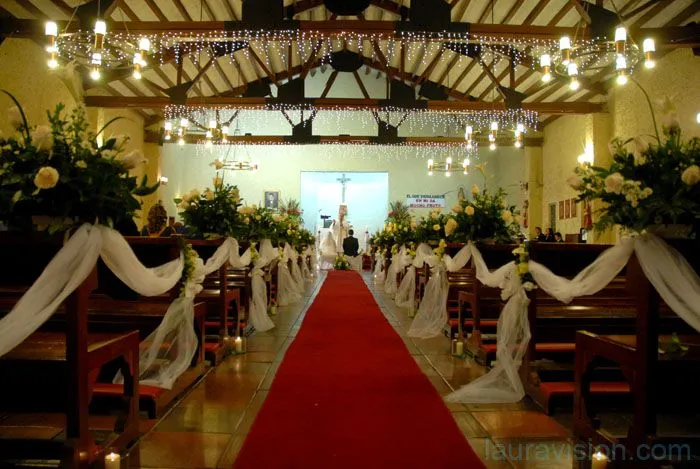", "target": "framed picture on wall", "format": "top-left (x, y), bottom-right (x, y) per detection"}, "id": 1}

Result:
top-left (571, 199), bottom-right (577, 217)
top-left (264, 191), bottom-right (280, 210)
top-left (565, 199), bottom-right (571, 218)
top-left (559, 200), bottom-right (564, 220)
